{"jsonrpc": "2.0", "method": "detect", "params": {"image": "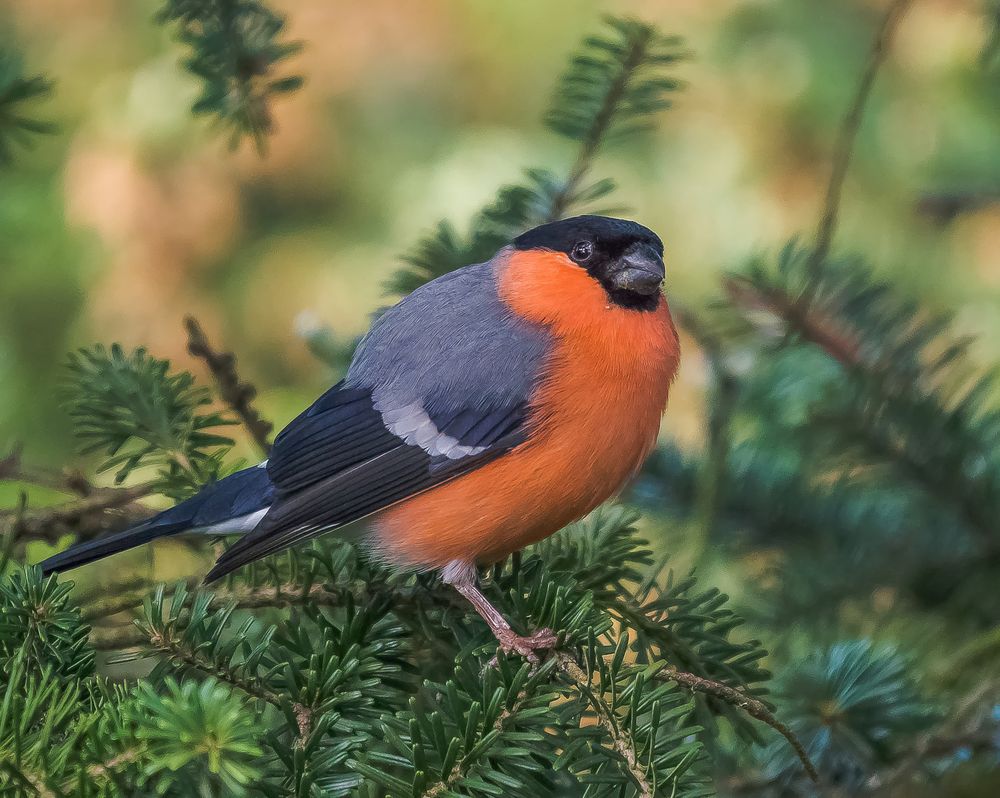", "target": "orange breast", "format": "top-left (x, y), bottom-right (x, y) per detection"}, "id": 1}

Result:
top-left (372, 249), bottom-right (680, 570)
